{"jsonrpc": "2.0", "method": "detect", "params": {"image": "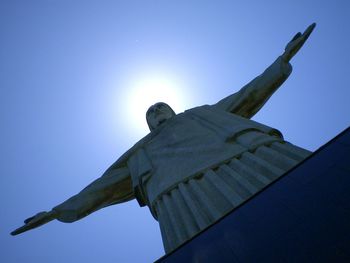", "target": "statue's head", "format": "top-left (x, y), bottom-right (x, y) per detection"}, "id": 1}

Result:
top-left (146, 102), bottom-right (176, 131)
